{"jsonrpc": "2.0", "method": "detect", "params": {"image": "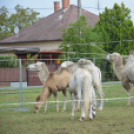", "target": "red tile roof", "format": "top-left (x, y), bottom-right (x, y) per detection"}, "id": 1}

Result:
top-left (0, 5), bottom-right (99, 44)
